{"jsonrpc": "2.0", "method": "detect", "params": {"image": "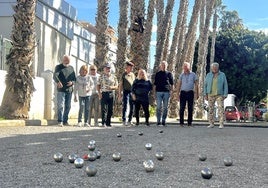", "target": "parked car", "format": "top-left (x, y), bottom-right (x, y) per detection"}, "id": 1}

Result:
top-left (225, 106), bottom-right (242, 122)
top-left (239, 106), bottom-right (263, 121)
